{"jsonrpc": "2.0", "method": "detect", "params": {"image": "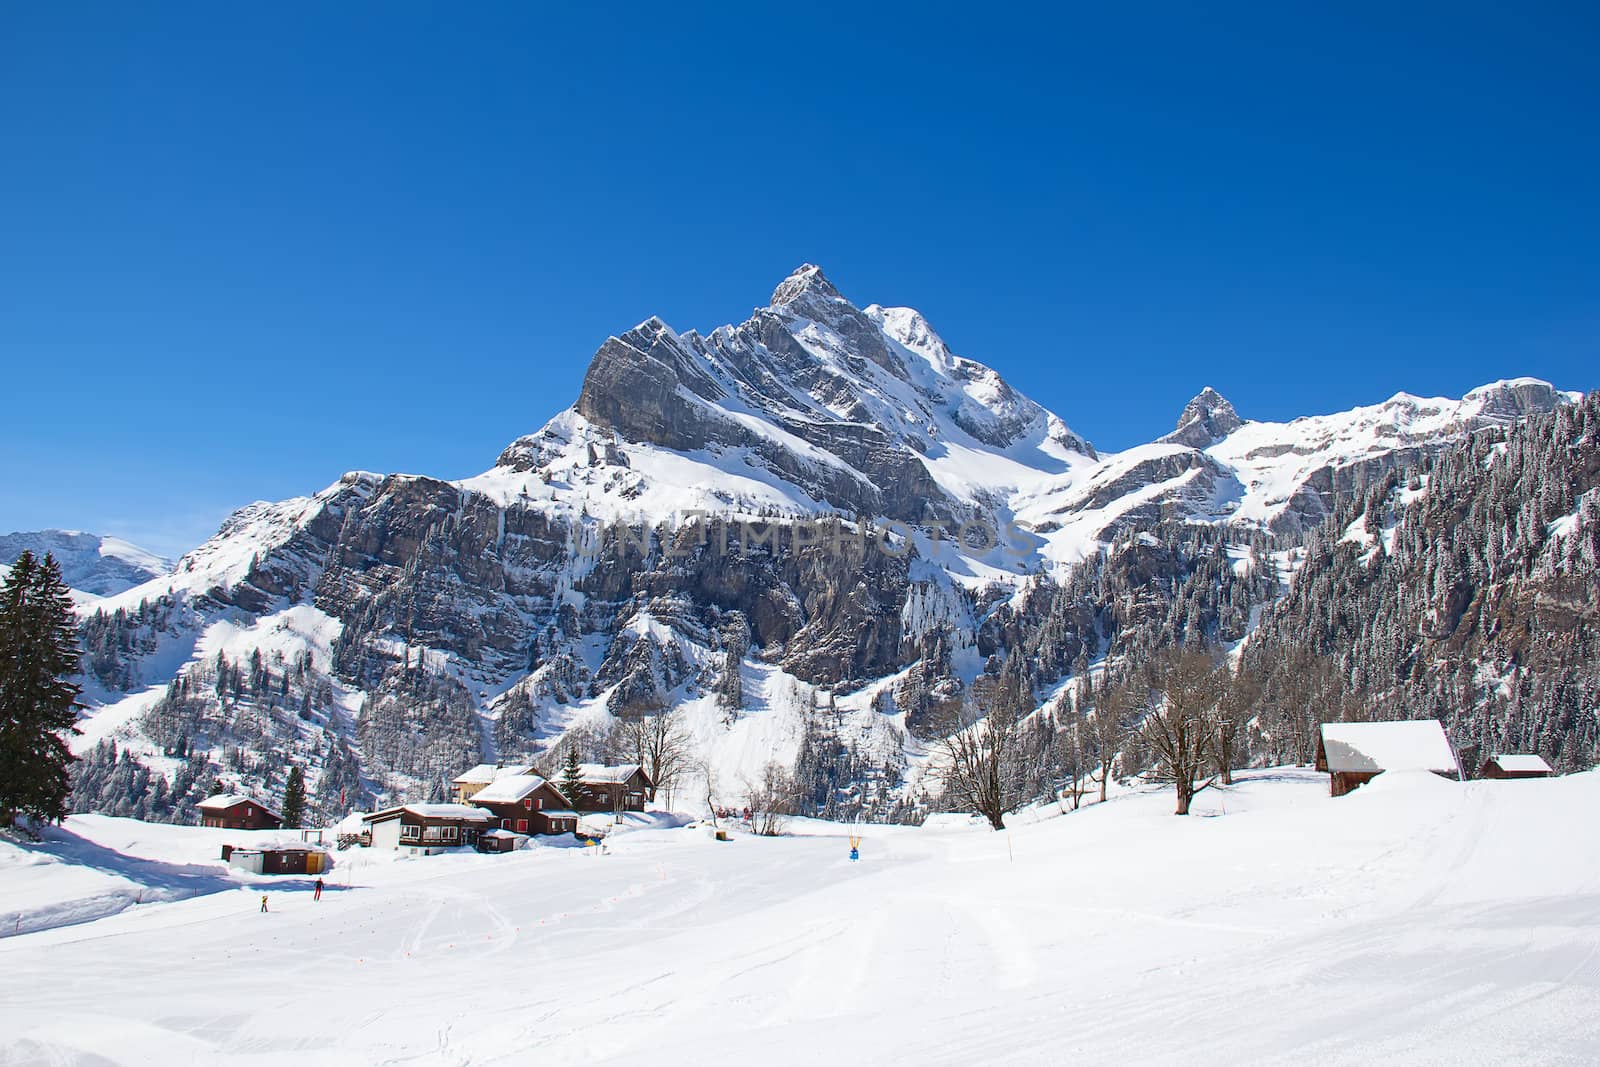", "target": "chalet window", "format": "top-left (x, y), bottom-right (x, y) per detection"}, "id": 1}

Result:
top-left (501, 819), bottom-right (511, 830)
top-left (400, 824), bottom-right (420, 841)
top-left (516, 819), bottom-right (528, 833)
top-left (442, 826), bottom-right (458, 841)
top-left (423, 826), bottom-right (443, 842)
top-left (536, 798), bottom-right (543, 810)
top-left (523, 799), bottom-right (532, 810)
